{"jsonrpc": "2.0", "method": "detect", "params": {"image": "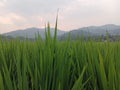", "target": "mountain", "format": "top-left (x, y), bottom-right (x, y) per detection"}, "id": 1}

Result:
top-left (60, 24), bottom-right (120, 39)
top-left (77, 24), bottom-right (120, 35)
top-left (2, 24), bottom-right (120, 40)
top-left (59, 29), bottom-right (93, 40)
top-left (3, 27), bottom-right (65, 39)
